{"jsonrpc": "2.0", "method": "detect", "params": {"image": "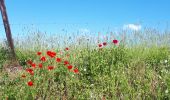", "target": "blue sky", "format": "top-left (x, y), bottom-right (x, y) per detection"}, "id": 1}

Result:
top-left (0, 0), bottom-right (170, 39)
